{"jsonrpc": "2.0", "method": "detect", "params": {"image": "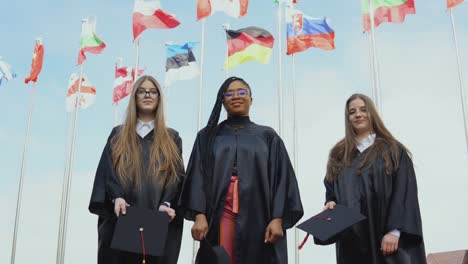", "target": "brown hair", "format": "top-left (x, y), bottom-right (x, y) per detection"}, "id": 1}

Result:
top-left (325, 93), bottom-right (409, 182)
top-left (111, 75), bottom-right (181, 190)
